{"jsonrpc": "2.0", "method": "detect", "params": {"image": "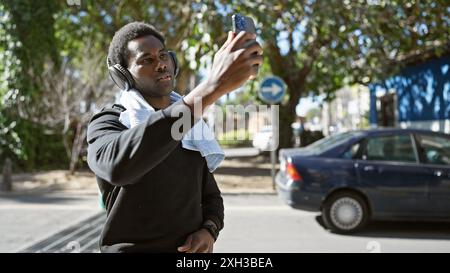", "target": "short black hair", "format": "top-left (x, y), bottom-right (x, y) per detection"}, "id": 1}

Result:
top-left (107, 22), bottom-right (165, 68)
